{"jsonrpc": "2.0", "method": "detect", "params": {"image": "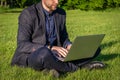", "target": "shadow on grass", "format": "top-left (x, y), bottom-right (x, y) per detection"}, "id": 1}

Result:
top-left (96, 53), bottom-right (120, 61)
top-left (5, 11), bottom-right (22, 13)
top-left (95, 40), bottom-right (120, 61)
top-left (100, 40), bottom-right (120, 50)
top-left (0, 8), bottom-right (22, 14)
